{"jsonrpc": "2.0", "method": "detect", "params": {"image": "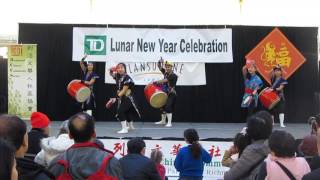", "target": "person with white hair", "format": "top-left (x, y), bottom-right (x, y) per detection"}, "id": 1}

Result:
top-left (34, 120), bottom-right (74, 167)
